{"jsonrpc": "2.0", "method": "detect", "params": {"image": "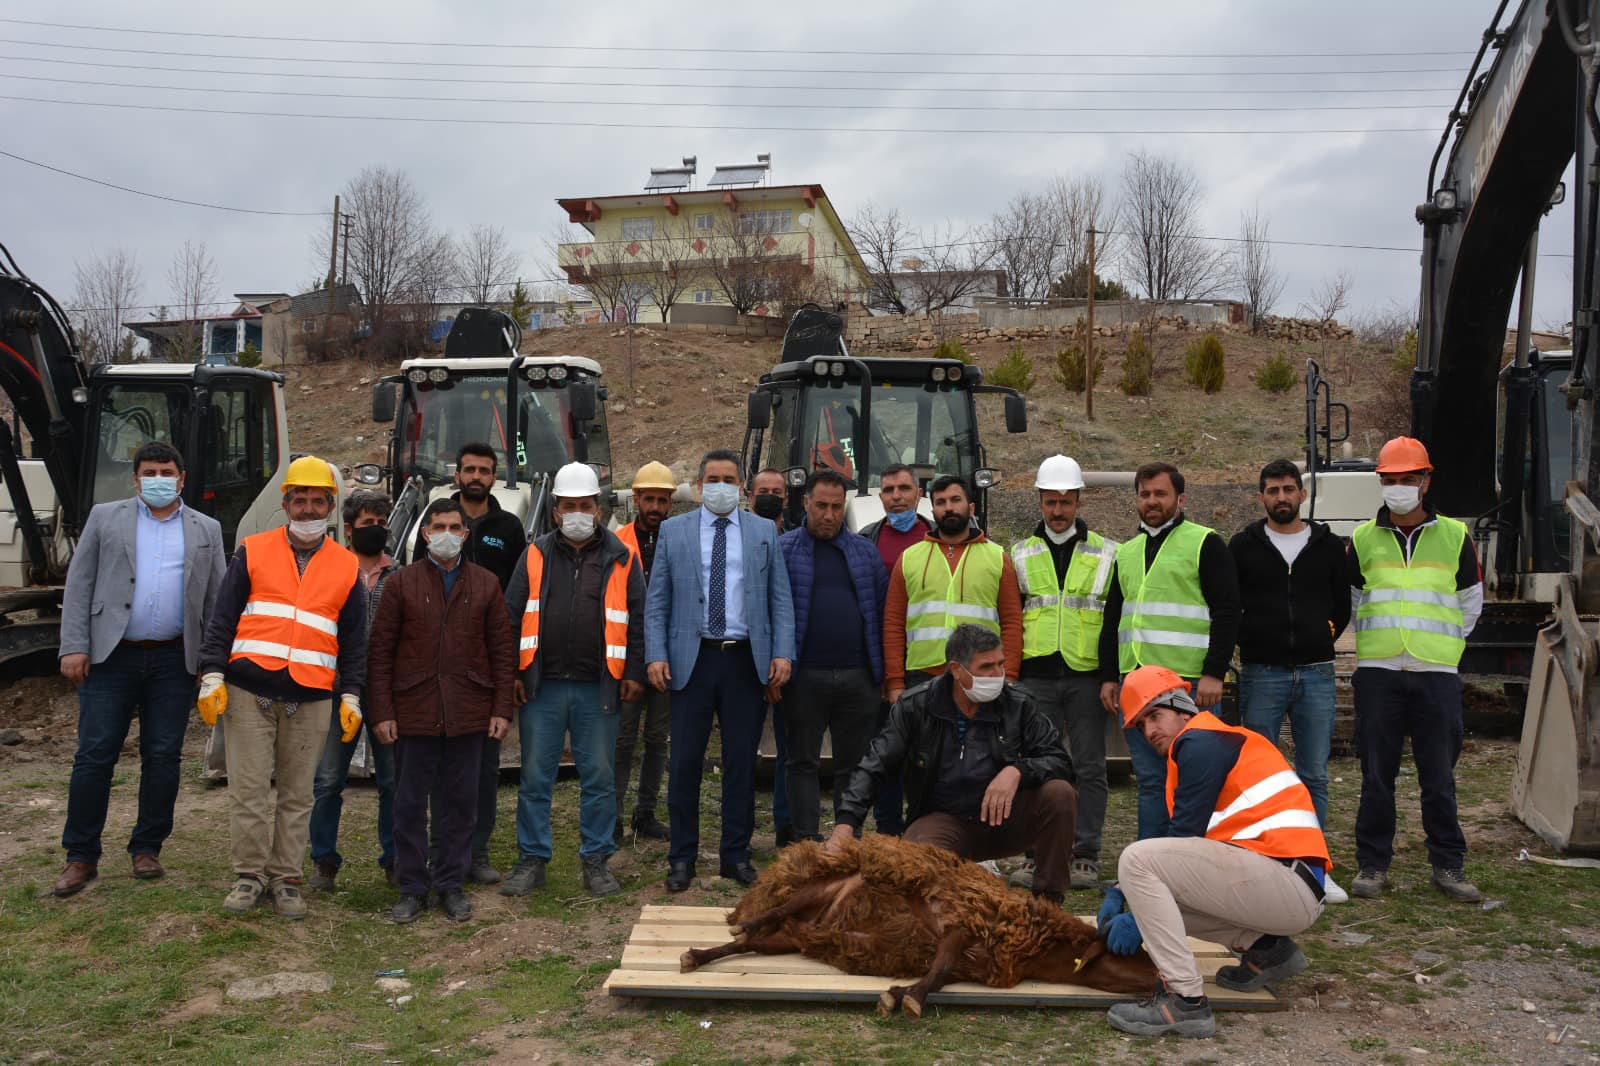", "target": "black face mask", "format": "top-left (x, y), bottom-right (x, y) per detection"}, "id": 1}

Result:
top-left (752, 493), bottom-right (785, 520)
top-left (350, 524), bottom-right (388, 556)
